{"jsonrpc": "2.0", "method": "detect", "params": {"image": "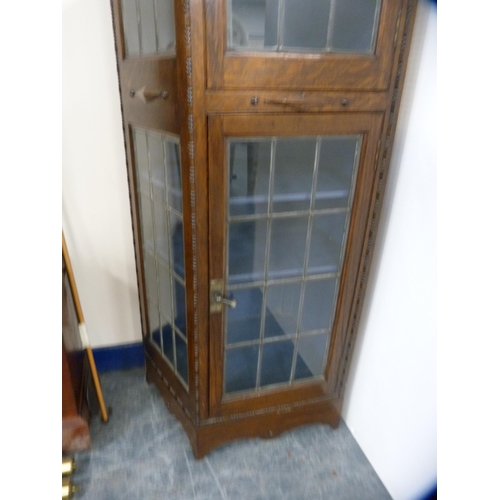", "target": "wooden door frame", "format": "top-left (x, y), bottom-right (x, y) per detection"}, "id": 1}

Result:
top-left (205, 0), bottom-right (403, 91)
top-left (207, 112), bottom-right (384, 418)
